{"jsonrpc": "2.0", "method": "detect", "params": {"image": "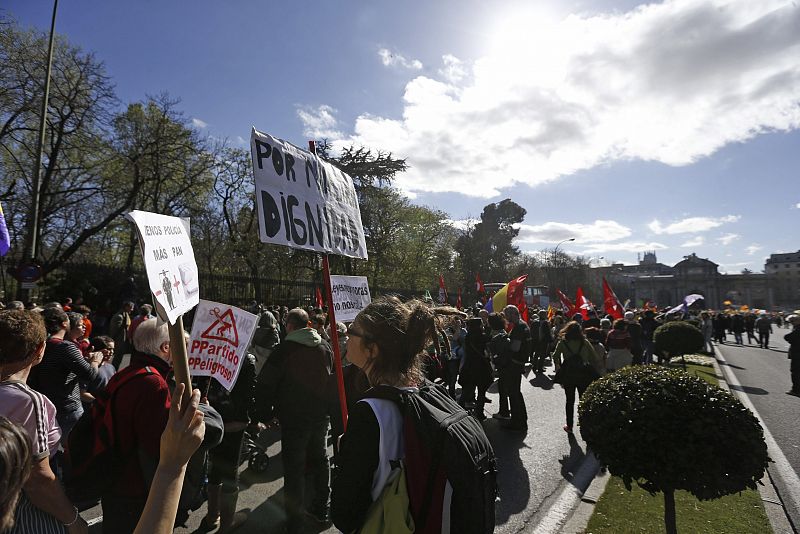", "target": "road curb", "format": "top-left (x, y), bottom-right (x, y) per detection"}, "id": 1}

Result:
top-left (713, 345), bottom-right (798, 534)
